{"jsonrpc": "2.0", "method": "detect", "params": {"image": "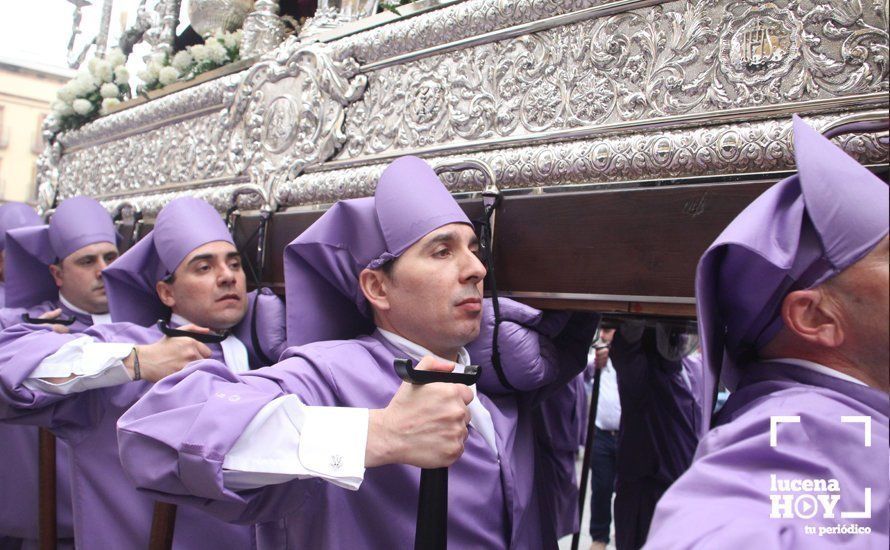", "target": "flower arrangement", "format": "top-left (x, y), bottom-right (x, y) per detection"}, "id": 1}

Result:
top-left (51, 48), bottom-right (131, 132)
top-left (138, 30), bottom-right (242, 94)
